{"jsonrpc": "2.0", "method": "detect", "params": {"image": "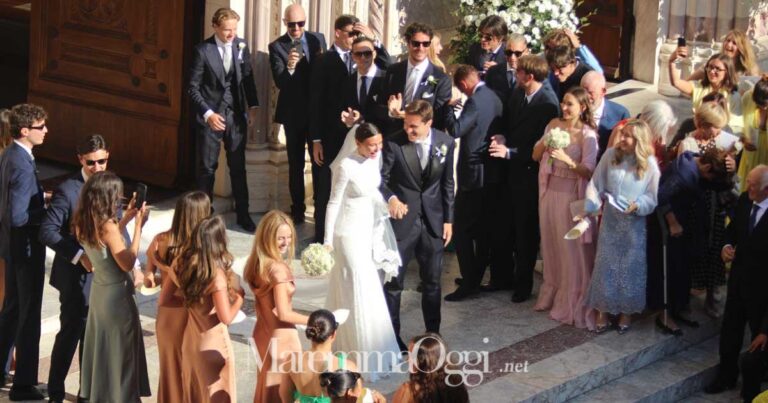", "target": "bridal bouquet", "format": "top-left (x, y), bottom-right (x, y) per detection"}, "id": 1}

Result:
top-left (300, 243), bottom-right (334, 276)
top-left (546, 127), bottom-right (571, 165)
